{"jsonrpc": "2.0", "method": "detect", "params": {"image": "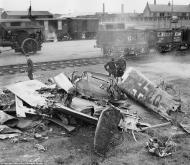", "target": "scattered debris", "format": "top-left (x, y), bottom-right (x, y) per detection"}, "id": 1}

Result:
top-left (54, 103), bottom-right (98, 125)
top-left (0, 110), bottom-right (17, 124)
top-left (0, 89), bottom-right (15, 110)
top-left (16, 118), bottom-right (41, 130)
top-left (0, 125), bottom-right (22, 134)
top-left (10, 137), bottom-right (19, 143)
top-left (34, 143), bottom-right (46, 152)
top-left (45, 117), bottom-right (76, 133)
top-left (0, 133), bottom-right (20, 140)
top-left (139, 122), bottom-right (171, 132)
top-left (145, 137), bottom-right (176, 157)
top-left (0, 68), bottom-right (189, 158)
top-left (15, 96), bottom-right (36, 117)
top-left (179, 116), bottom-right (190, 134)
top-left (34, 133), bottom-right (43, 139)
